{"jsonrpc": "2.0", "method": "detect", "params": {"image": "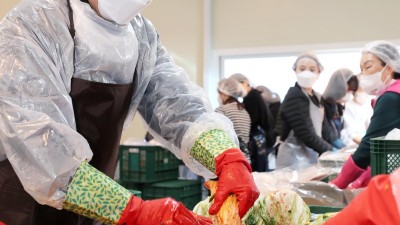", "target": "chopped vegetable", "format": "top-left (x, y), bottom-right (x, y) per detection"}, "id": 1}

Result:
top-left (204, 180), bottom-right (243, 225)
top-left (242, 197), bottom-right (272, 225)
top-left (193, 197), bottom-right (212, 218)
top-left (243, 190), bottom-right (310, 225)
top-left (263, 190), bottom-right (310, 225)
top-left (194, 183), bottom-right (315, 225)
